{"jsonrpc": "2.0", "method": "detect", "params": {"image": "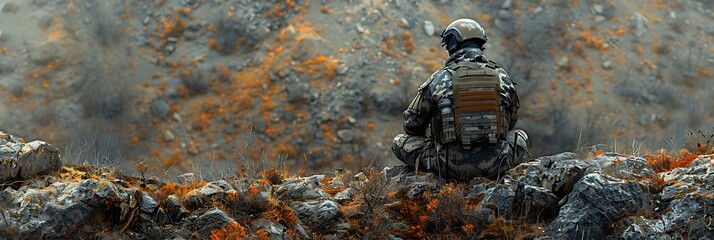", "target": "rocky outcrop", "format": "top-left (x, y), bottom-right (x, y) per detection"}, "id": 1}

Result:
top-left (621, 155), bottom-right (714, 239)
top-left (1, 131), bottom-right (61, 181)
top-left (1, 135), bottom-right (713, 239)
